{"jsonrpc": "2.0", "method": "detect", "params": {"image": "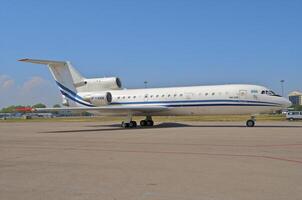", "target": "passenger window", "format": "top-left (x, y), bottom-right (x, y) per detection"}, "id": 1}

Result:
top-left (205, 93), bottom-right (208, 96)
top-left (180, 94), bottom-right (183, 97)
top-left (212, 92), bottom-right (215, 96)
